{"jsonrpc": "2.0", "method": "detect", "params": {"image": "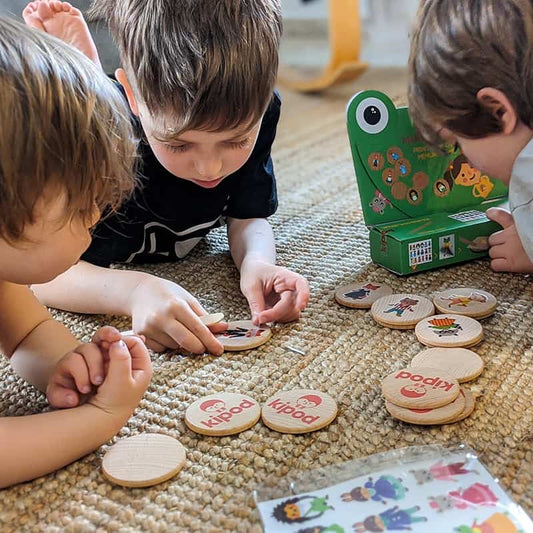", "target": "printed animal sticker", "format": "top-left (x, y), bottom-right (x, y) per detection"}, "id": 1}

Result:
top-left (410, 461), bottom-right (478, 484)
top-left (341, 476), bottom-right (407, 504)
top-left (454, 512), bottom-right (520, 533)
top-left (344, 283), bottom-right (382, 301)
top-left (221, 327), bottom-right (265, 339)
top-left (368, 152), bottom-right (385, 172)
top-left (443, 292), bottom-right (488, 308)
top-left (428, 483), bottom-right (498, 512)
top-left (353, 505), bottom-right (427, 532)
top-left (272, 495), bottom-right (334, 524)
top-left (428, 317), bottom-right (463, 337)
top-left (384, 298), bottom-right (419, 317)
top-left (370, 190), bottom-right (392, 215)
top-left (439, 235), bottom-right (455, 259)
